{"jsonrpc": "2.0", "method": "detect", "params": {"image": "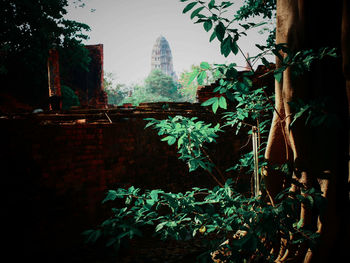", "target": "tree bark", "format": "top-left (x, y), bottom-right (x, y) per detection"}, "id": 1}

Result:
top-left (264, 1), bottom-right (349, 262)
